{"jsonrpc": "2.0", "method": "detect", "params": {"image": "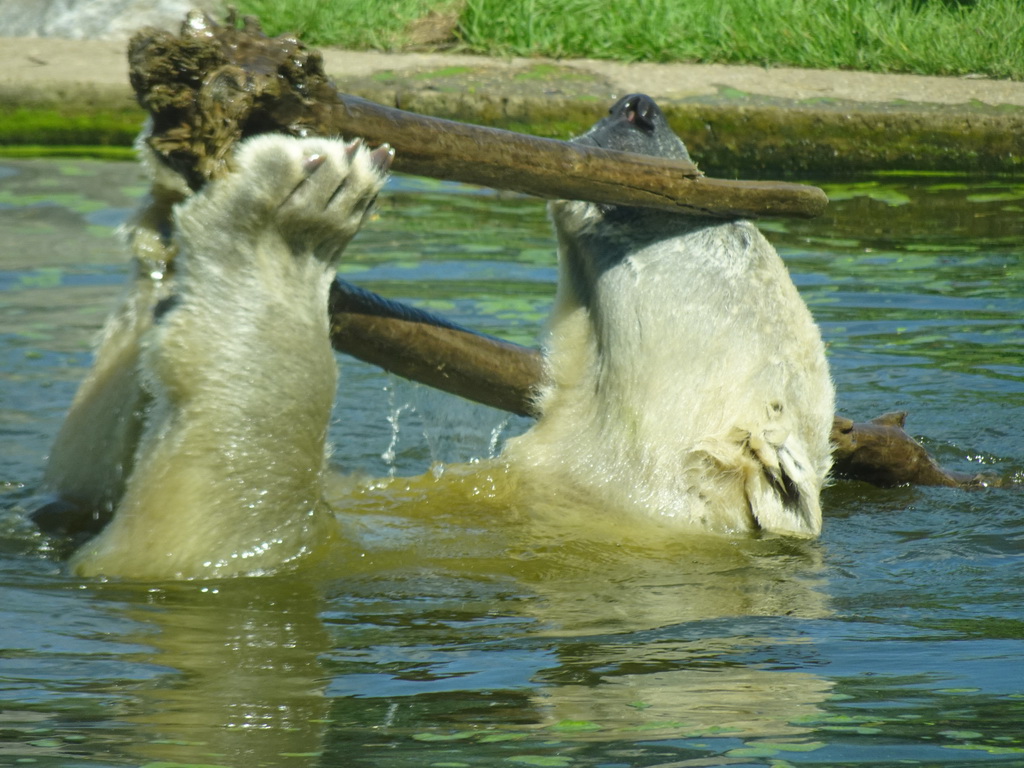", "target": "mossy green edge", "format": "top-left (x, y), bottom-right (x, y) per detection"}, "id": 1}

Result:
top-left (0, 107), bottom-right (144, 150)
top-left (0, 145), bottom-right (137, 160)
